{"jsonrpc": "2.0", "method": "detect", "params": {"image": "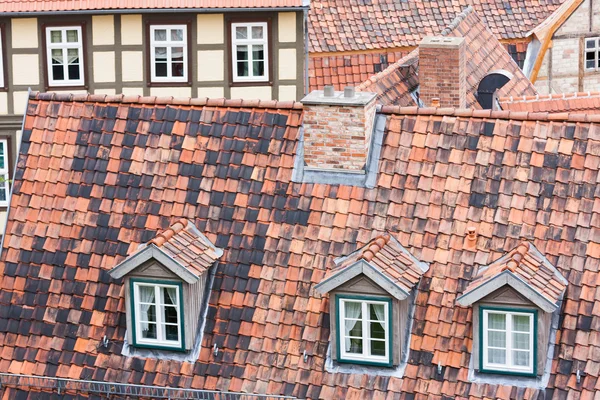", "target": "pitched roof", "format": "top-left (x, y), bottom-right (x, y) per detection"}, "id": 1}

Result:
top-left (499, 91), bottom-right (600, 113)
top-left (358, 7), bottom-right (537, 108)
top-left (308, 0), bottom-right (564, 53)
top-left (0, 0), bottom-right (307, 13)
top-left (109, 218), bottom-right (223, 282)
top-left (457, 242), bottom-right (567, 312)
top-left (315, 233), bottom-right (429, 299)
top-left (1, 92), bottom-right (599, 398)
